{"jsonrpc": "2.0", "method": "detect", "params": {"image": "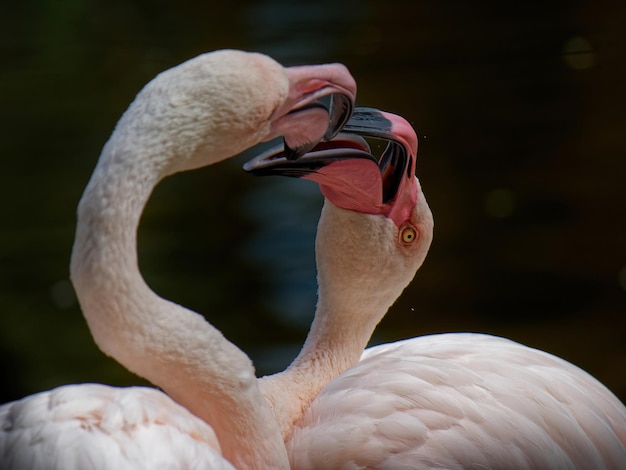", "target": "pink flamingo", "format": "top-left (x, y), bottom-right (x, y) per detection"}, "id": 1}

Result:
top-left (246, 108), bottom-right (626, 469)
top-left (0, 49), bottom-right (356, 470)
